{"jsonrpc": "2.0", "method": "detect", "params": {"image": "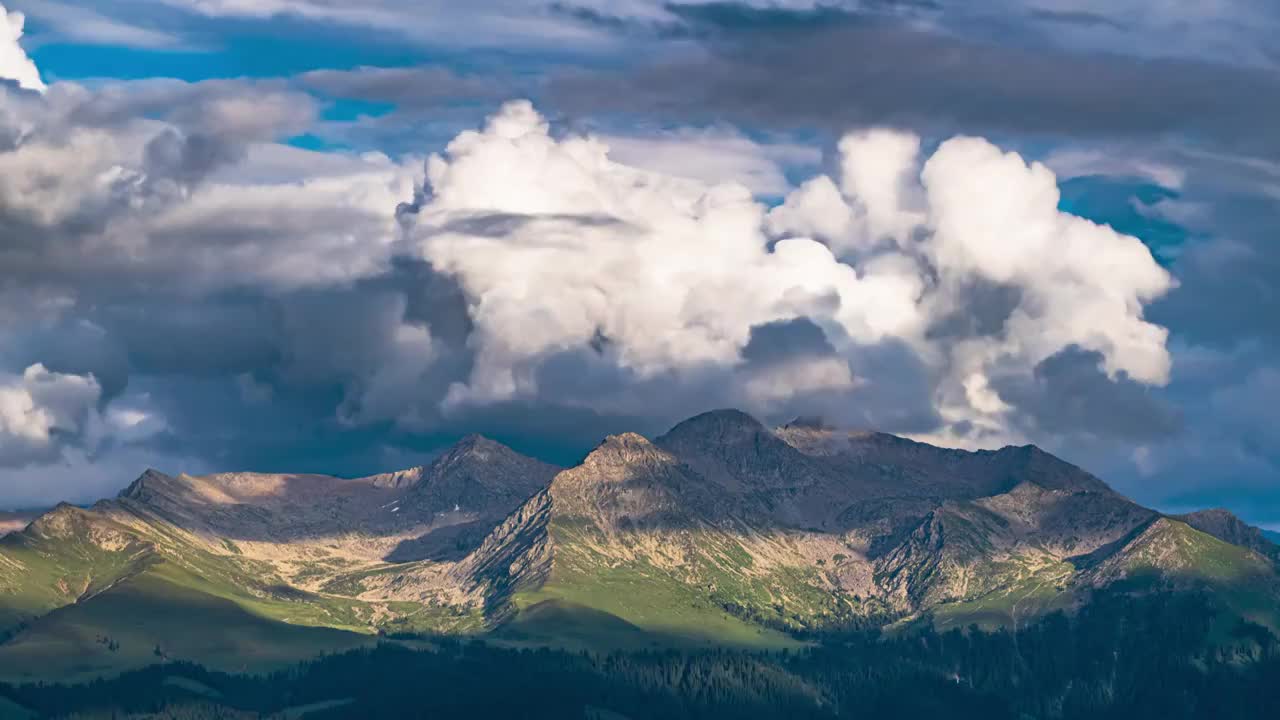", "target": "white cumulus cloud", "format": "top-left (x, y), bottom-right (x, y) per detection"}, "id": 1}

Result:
top-left (0, 4), bottom-right (43, 93)
top-left (0, 79), bottom-right (418, 291)
top-left (599, 127), bottom-right (820, 197)
top-left (409, 100), bottom-right (927, 410)
top-left (406, 101), bottom-right (1174, 447)
top-left (0, 364), bottom-right (101, 465)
